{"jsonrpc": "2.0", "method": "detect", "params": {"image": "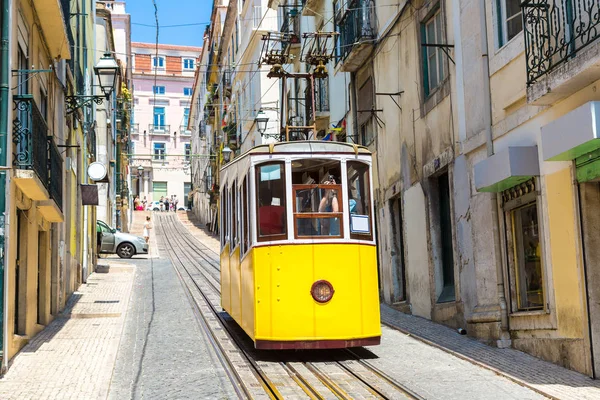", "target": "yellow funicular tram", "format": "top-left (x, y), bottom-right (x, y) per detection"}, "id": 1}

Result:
top-left (219, 141), bottom-right (381, 349)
